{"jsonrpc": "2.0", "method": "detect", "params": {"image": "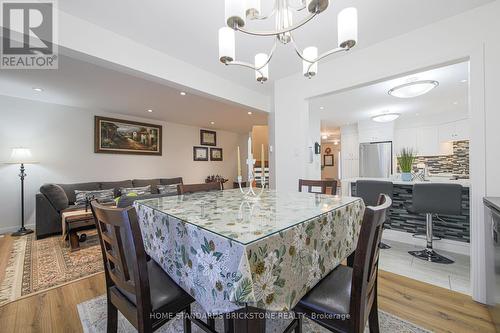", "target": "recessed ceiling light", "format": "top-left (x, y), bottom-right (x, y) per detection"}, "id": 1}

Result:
top-left (453, 101), bottom-right (458, 105)
top-left (33, 87), bottom-right (43, 92)
top-left (147, 109), bottom-right (153, 113)
top-left (460, 79), bottom-right (468, 83)
top-left (372, 113), bottom-right (400, 123)
top-left (322, 134), bottom-right (328, 140)
top-left (415, 113), bottom-right (420, 116)
top-left (319, 106), bottom-right (325, 110)
top-left (247, 111), bottom-right (252, 115)
top-left (180, 91), bottom-right (186, 96)
top-left (333, 140), bottom-right (339, 145)
top-left (210, 121), bottom-right (215, 125)
top-left (388, 80), bottom-right (439, 98)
